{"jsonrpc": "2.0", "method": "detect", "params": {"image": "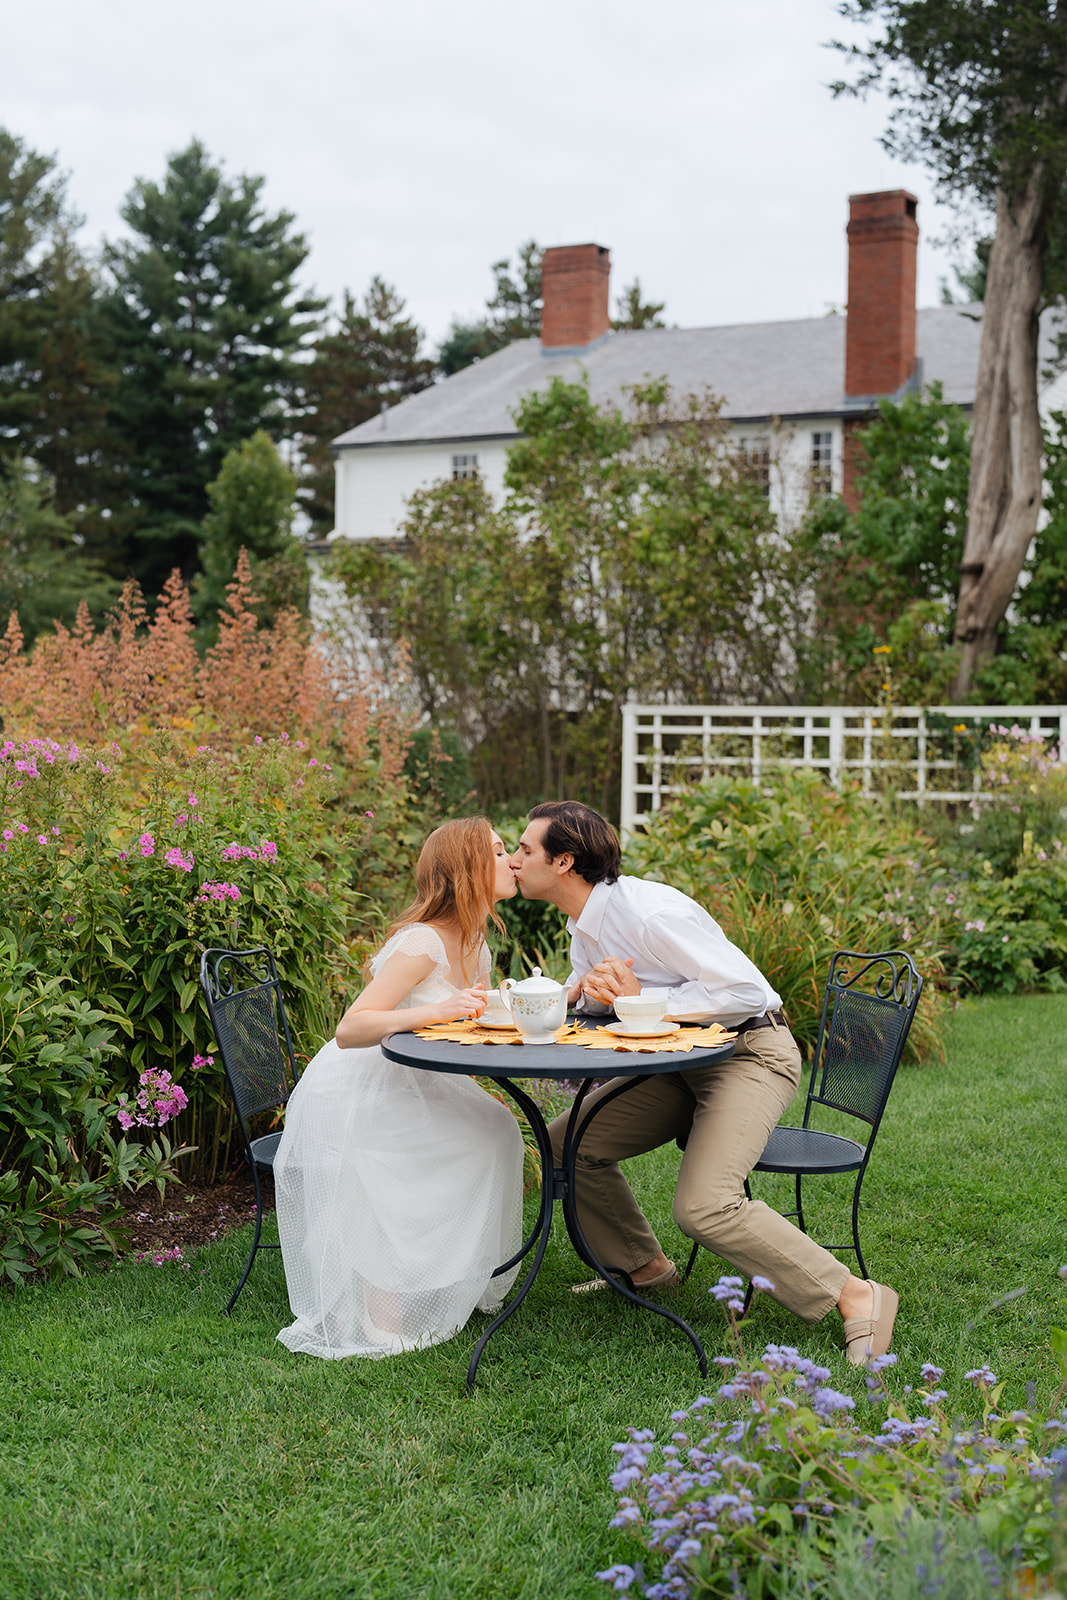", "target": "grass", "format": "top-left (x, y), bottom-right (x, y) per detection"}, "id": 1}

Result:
top-left (1, 992), bottom-right (1065, 1600)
